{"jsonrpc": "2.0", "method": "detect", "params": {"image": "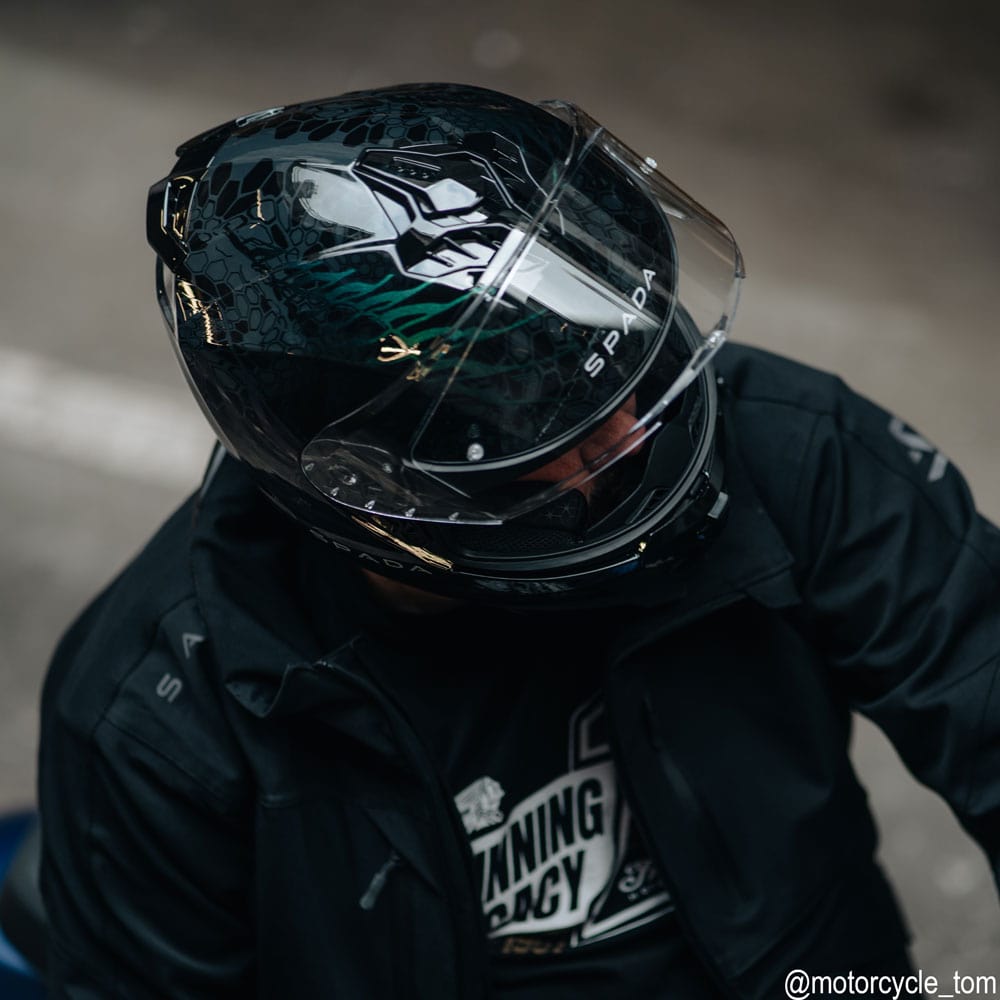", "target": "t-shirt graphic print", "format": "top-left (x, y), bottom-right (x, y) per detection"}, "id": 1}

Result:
top-left (455, 693), bottom-right (673, 954)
